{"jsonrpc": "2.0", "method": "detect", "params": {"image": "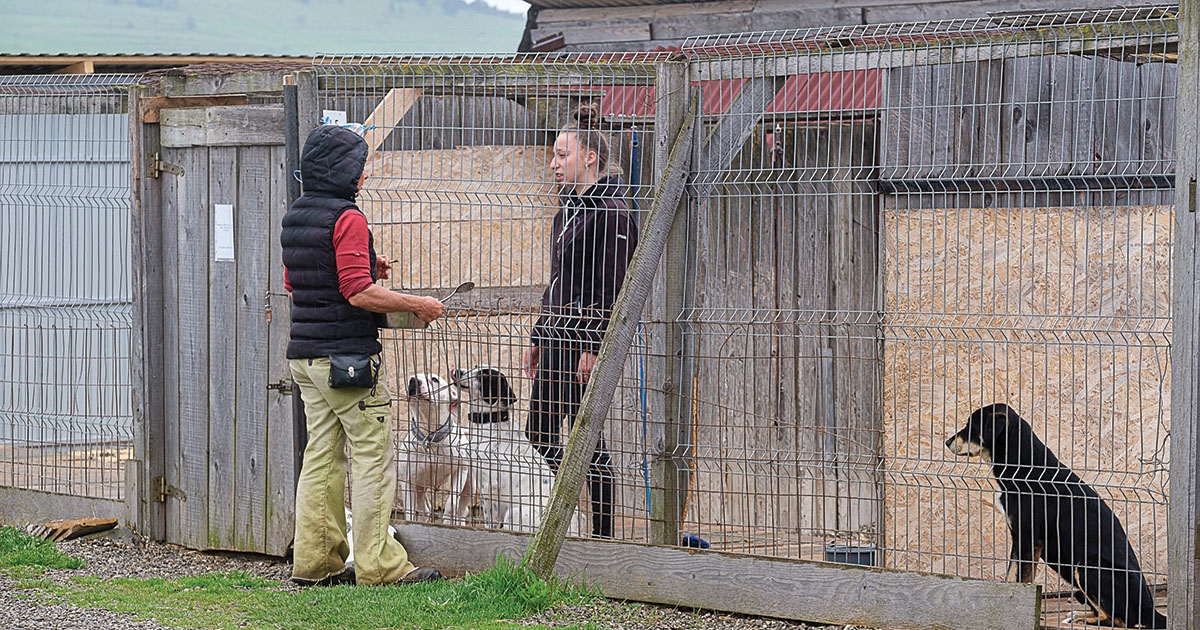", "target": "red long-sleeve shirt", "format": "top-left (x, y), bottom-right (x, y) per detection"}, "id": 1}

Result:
top-left (283, 210), bottom-right (375, 299)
